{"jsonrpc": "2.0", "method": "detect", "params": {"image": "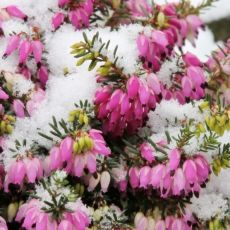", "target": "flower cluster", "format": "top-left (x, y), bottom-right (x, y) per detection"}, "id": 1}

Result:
top-left (46, 128), bottom-right (111, 177)
top-left (134, 209), bottom-right (196, 230)
top-left (135, 1), bottom-right (204, 72)
top-left (4, 153), bottom-right (43, 192)
top-left (52, 0), bottom-right (94, 30)
top-left (3, 33), bottom-right (48, 86)
top-left (161, 52), bottom-right (207, 104)
top-left (0, 71), bottom-right (45, 119)
top-left (0, 0), bottom-right (229, 229)
top-left (129, 145), bottom-right (210, 198)
top-left (16, 171), bottom-right (90, 230)
top-left (206, 39), bottom-right (230, 105)
top-left (95, 75), bottom-right (159, 136)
